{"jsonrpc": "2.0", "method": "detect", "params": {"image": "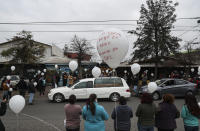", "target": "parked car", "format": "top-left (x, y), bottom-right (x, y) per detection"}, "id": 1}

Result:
top-left (48, 77), bottom-right (131, 103)
top-left (139, 78), bottom-right (197, 100)
top-left (0, 75), bottom-right (20, 90)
